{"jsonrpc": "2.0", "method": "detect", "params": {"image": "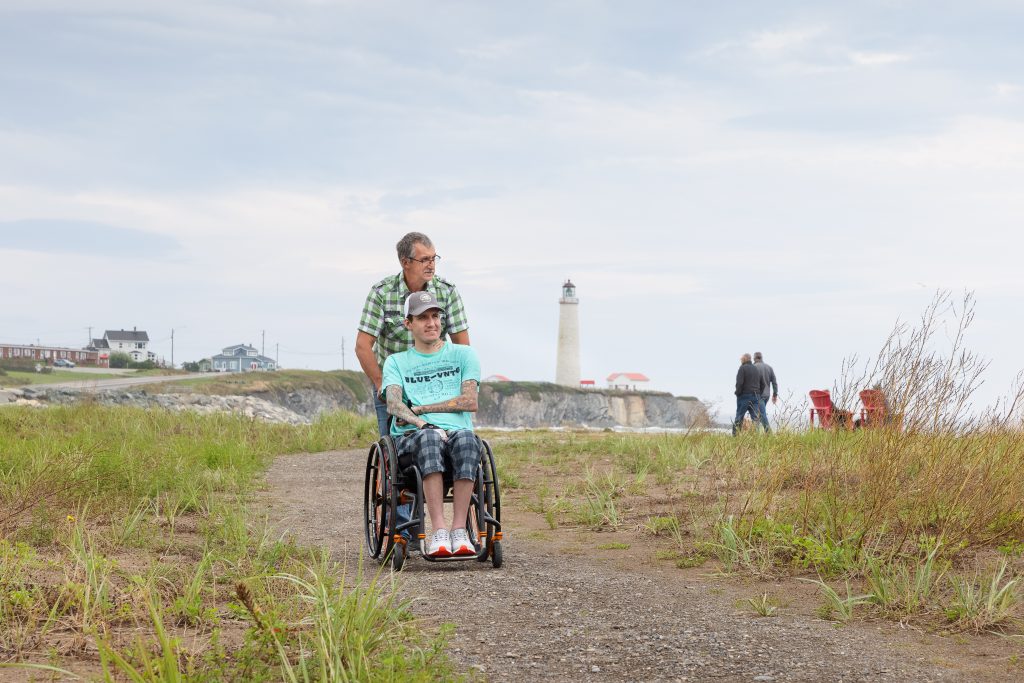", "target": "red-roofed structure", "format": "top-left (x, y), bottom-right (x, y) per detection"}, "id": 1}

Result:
top-left (607, 372), bottom-right (650, 390)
